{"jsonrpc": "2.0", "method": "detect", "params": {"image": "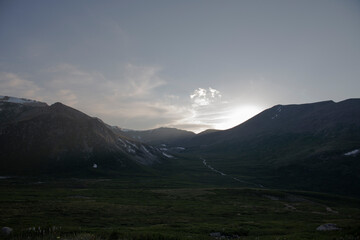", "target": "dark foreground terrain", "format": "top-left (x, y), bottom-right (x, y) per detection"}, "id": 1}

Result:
top-left (1, 177), bottom-right (359, 240)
